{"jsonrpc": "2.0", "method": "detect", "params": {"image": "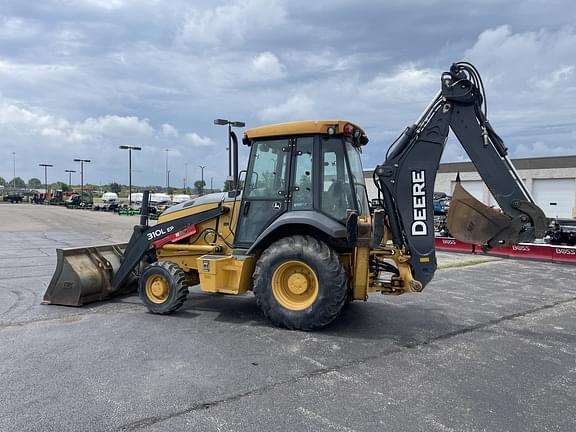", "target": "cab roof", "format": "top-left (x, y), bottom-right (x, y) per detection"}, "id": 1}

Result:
top-left (244, 120), bottom-right (366, 140)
